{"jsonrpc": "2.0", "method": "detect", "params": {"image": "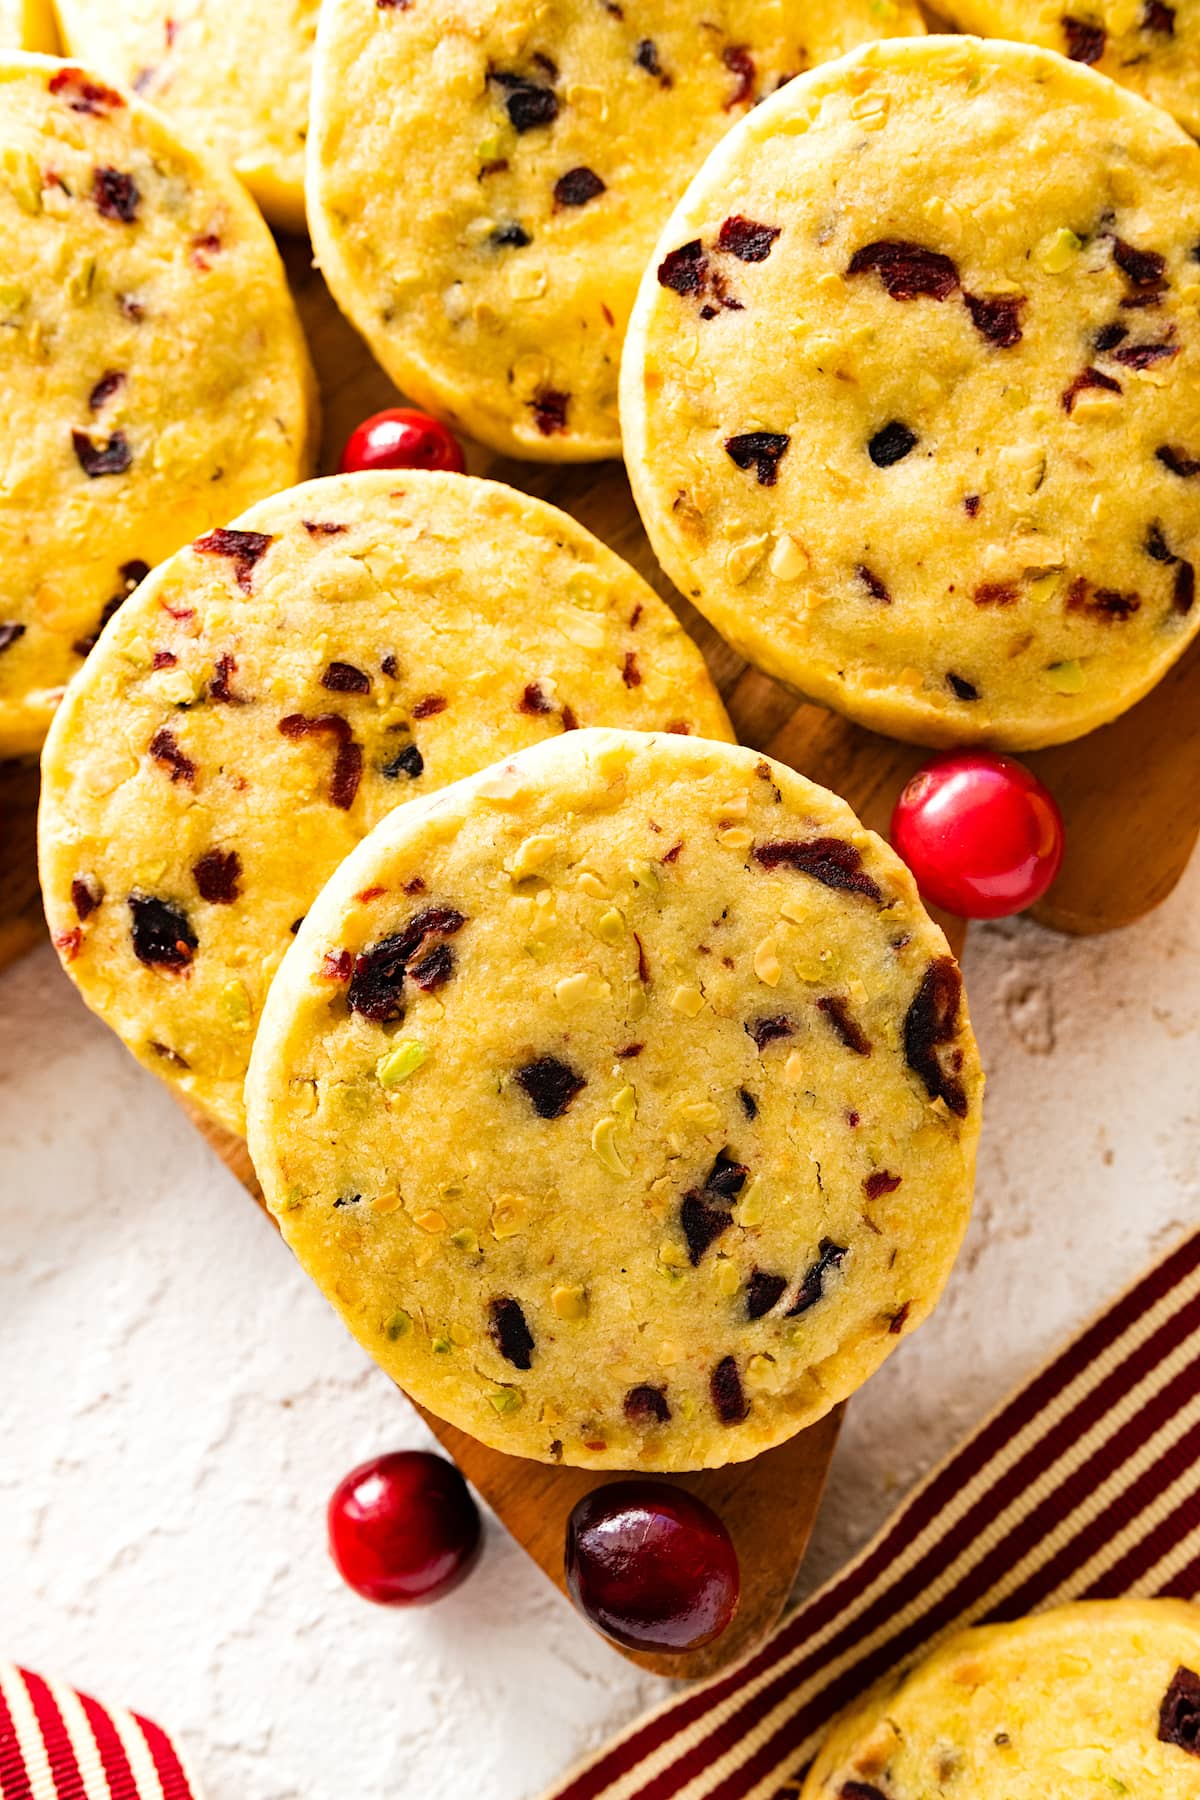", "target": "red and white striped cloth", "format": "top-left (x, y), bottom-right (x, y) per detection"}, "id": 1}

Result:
top-left (544, 1227), bottom-right (1200, 1800)
top-left (0, 1664), bottom-right (202, 1800)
